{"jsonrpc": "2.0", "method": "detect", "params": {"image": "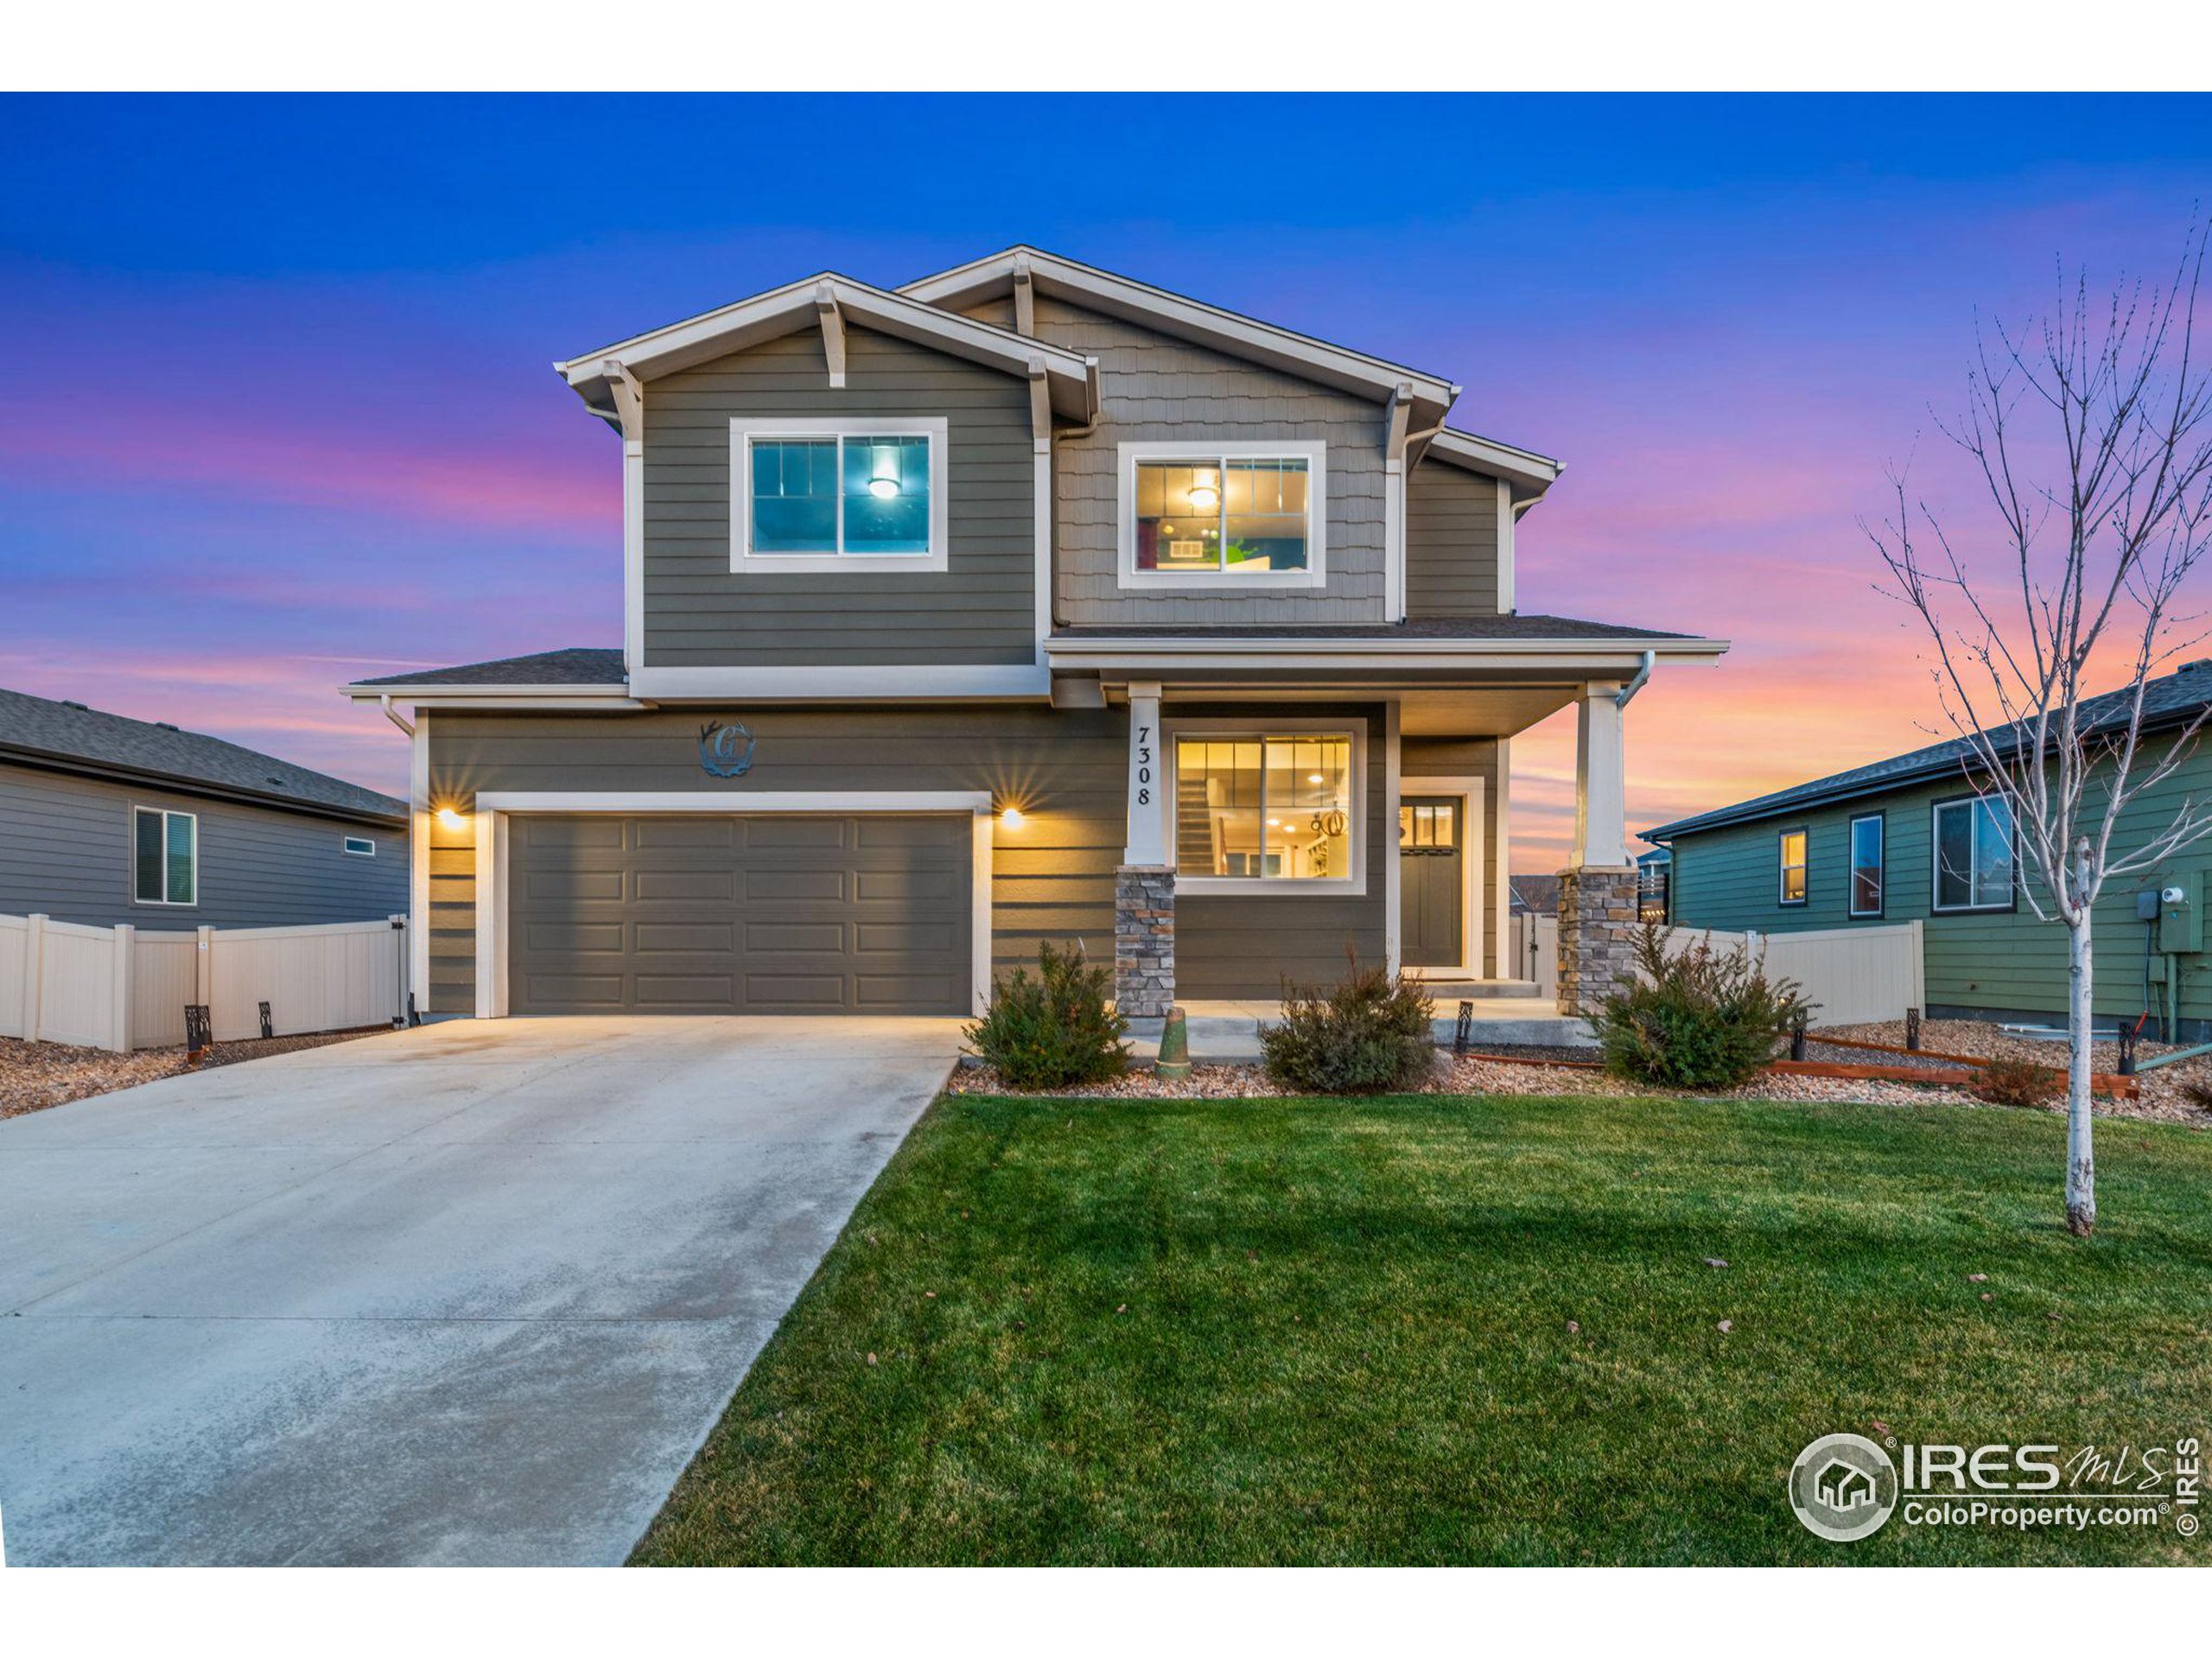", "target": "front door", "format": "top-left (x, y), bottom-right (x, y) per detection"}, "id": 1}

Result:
top-left (1399, 796), bottom-right (1464, 970)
